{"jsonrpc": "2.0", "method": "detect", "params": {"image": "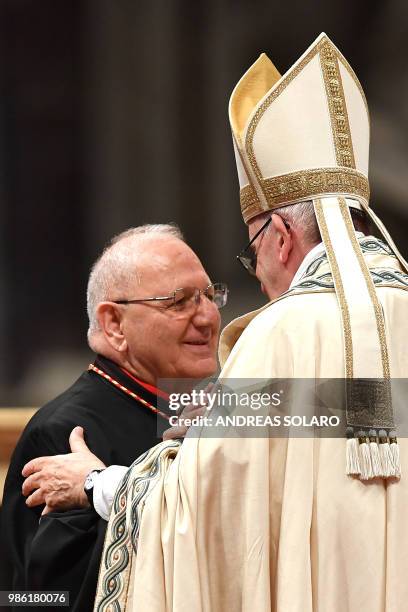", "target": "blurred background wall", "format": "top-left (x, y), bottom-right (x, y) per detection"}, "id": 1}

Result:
top-left (0, 0), bottom-right (407, 409)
